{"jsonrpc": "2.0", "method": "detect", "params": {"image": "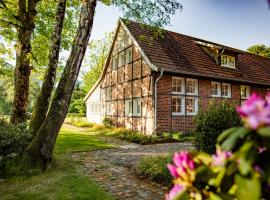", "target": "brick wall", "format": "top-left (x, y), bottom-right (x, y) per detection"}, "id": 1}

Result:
top-left (156, 75), bottom-right (268, 133)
